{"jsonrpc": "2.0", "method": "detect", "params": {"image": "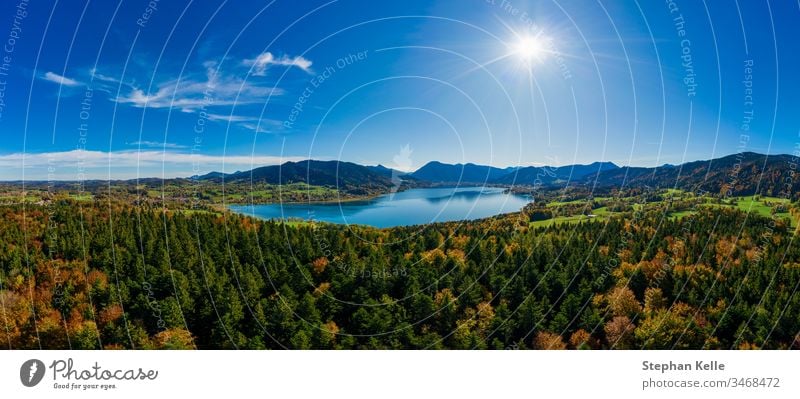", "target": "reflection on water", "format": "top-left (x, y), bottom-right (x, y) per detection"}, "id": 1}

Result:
top-left (229, 186), bottom-right (532, 228)
top-left (417, 188), bottom-right (488, 204)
